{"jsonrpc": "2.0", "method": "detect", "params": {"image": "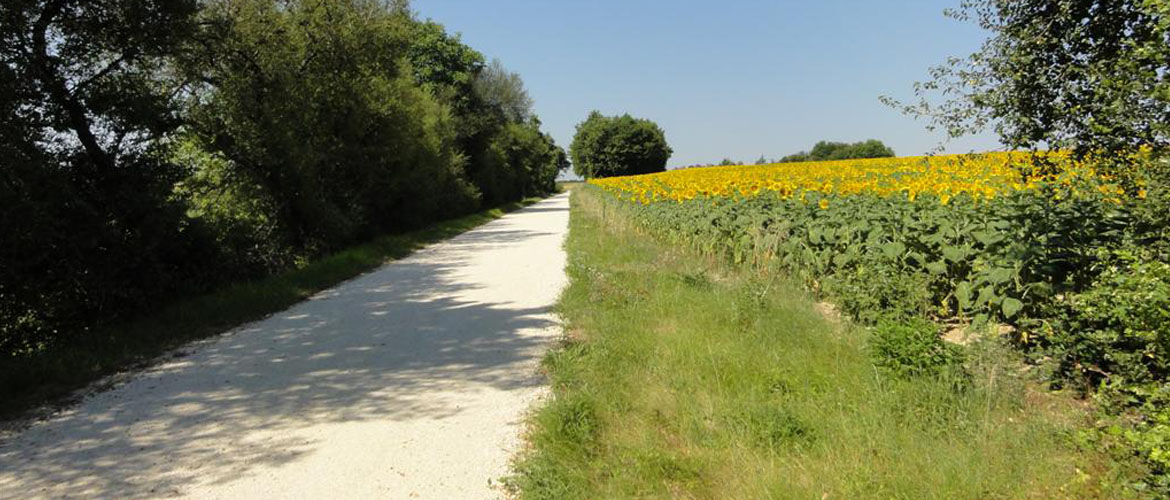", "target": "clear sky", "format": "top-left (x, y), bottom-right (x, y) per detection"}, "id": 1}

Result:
top-left (412, 0), bottom-right (1004, 171)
